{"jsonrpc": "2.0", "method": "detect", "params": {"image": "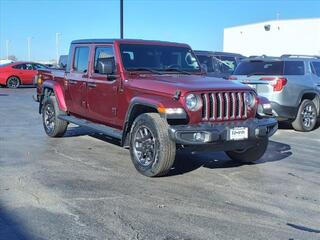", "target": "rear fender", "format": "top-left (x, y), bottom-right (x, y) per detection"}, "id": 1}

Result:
top-left (39, 80), bottom-right (67, 113)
